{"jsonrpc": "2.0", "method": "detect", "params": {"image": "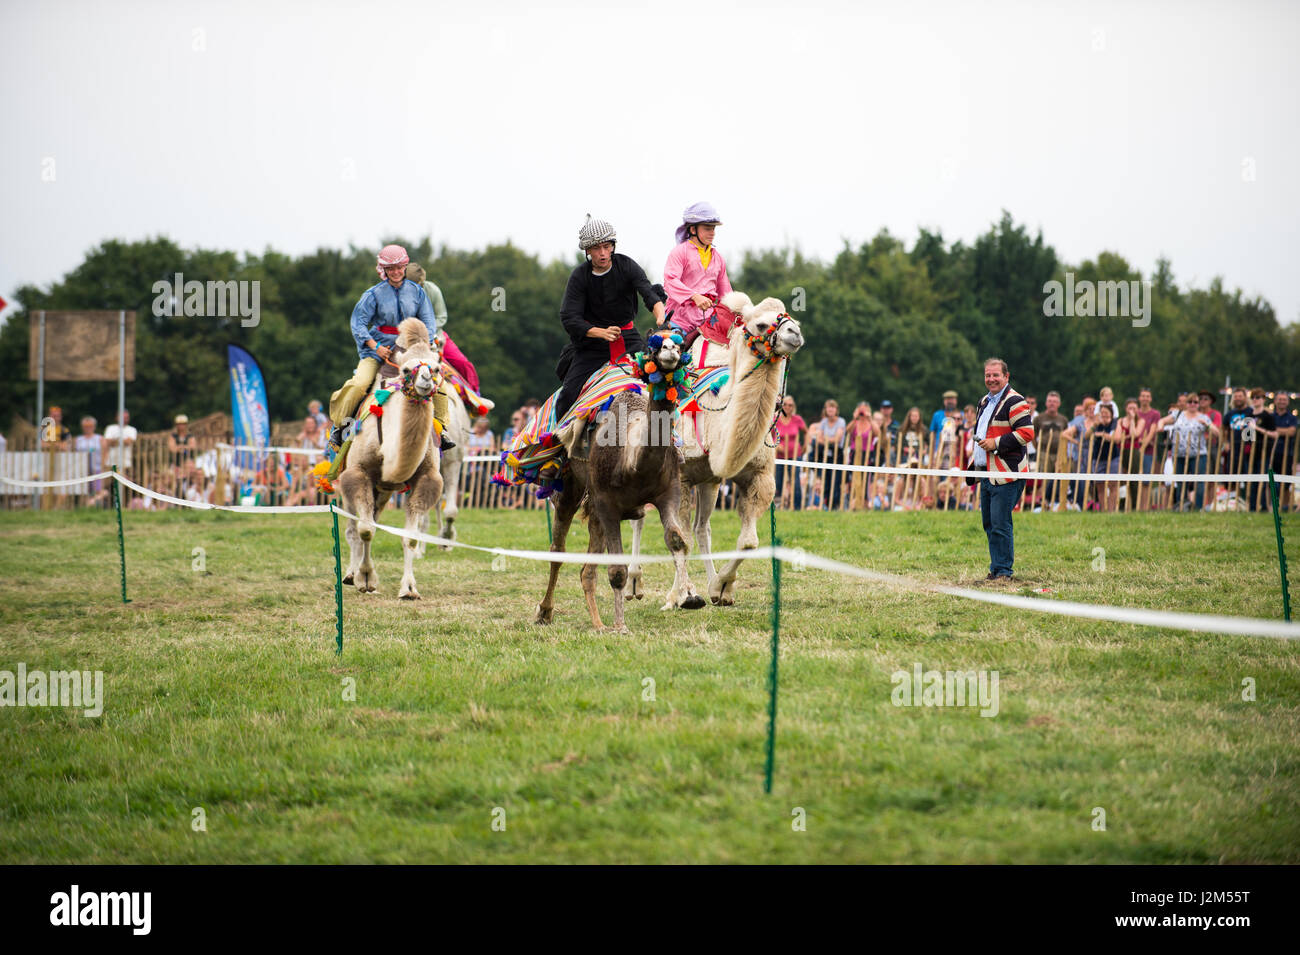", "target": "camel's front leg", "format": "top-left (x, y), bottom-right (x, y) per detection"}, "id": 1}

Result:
top-left (596, 511), bottom-right (629, 632)
top-left (580, 514), bottom-right (606, 631)
top-left (658, 498), bottom-right (705, 611)
top-left (438, 452), bottom-right (462, 551)
top-left (343, 517), bottom-right (362, 586)
top-left (399, 468), bottom-right (442, 600)
top-left (414, 511), bottom-right (428, 560)
top-left (714, 470), bottom-right (775, 606)
top-left (692, 481), bottom-right (721, 601)
top-left (622, 517), bottom-right (644, 601)
top-left (536, 486), bottom-right (579, 625)
top-left (339, 471), bottom-right (378, 593)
